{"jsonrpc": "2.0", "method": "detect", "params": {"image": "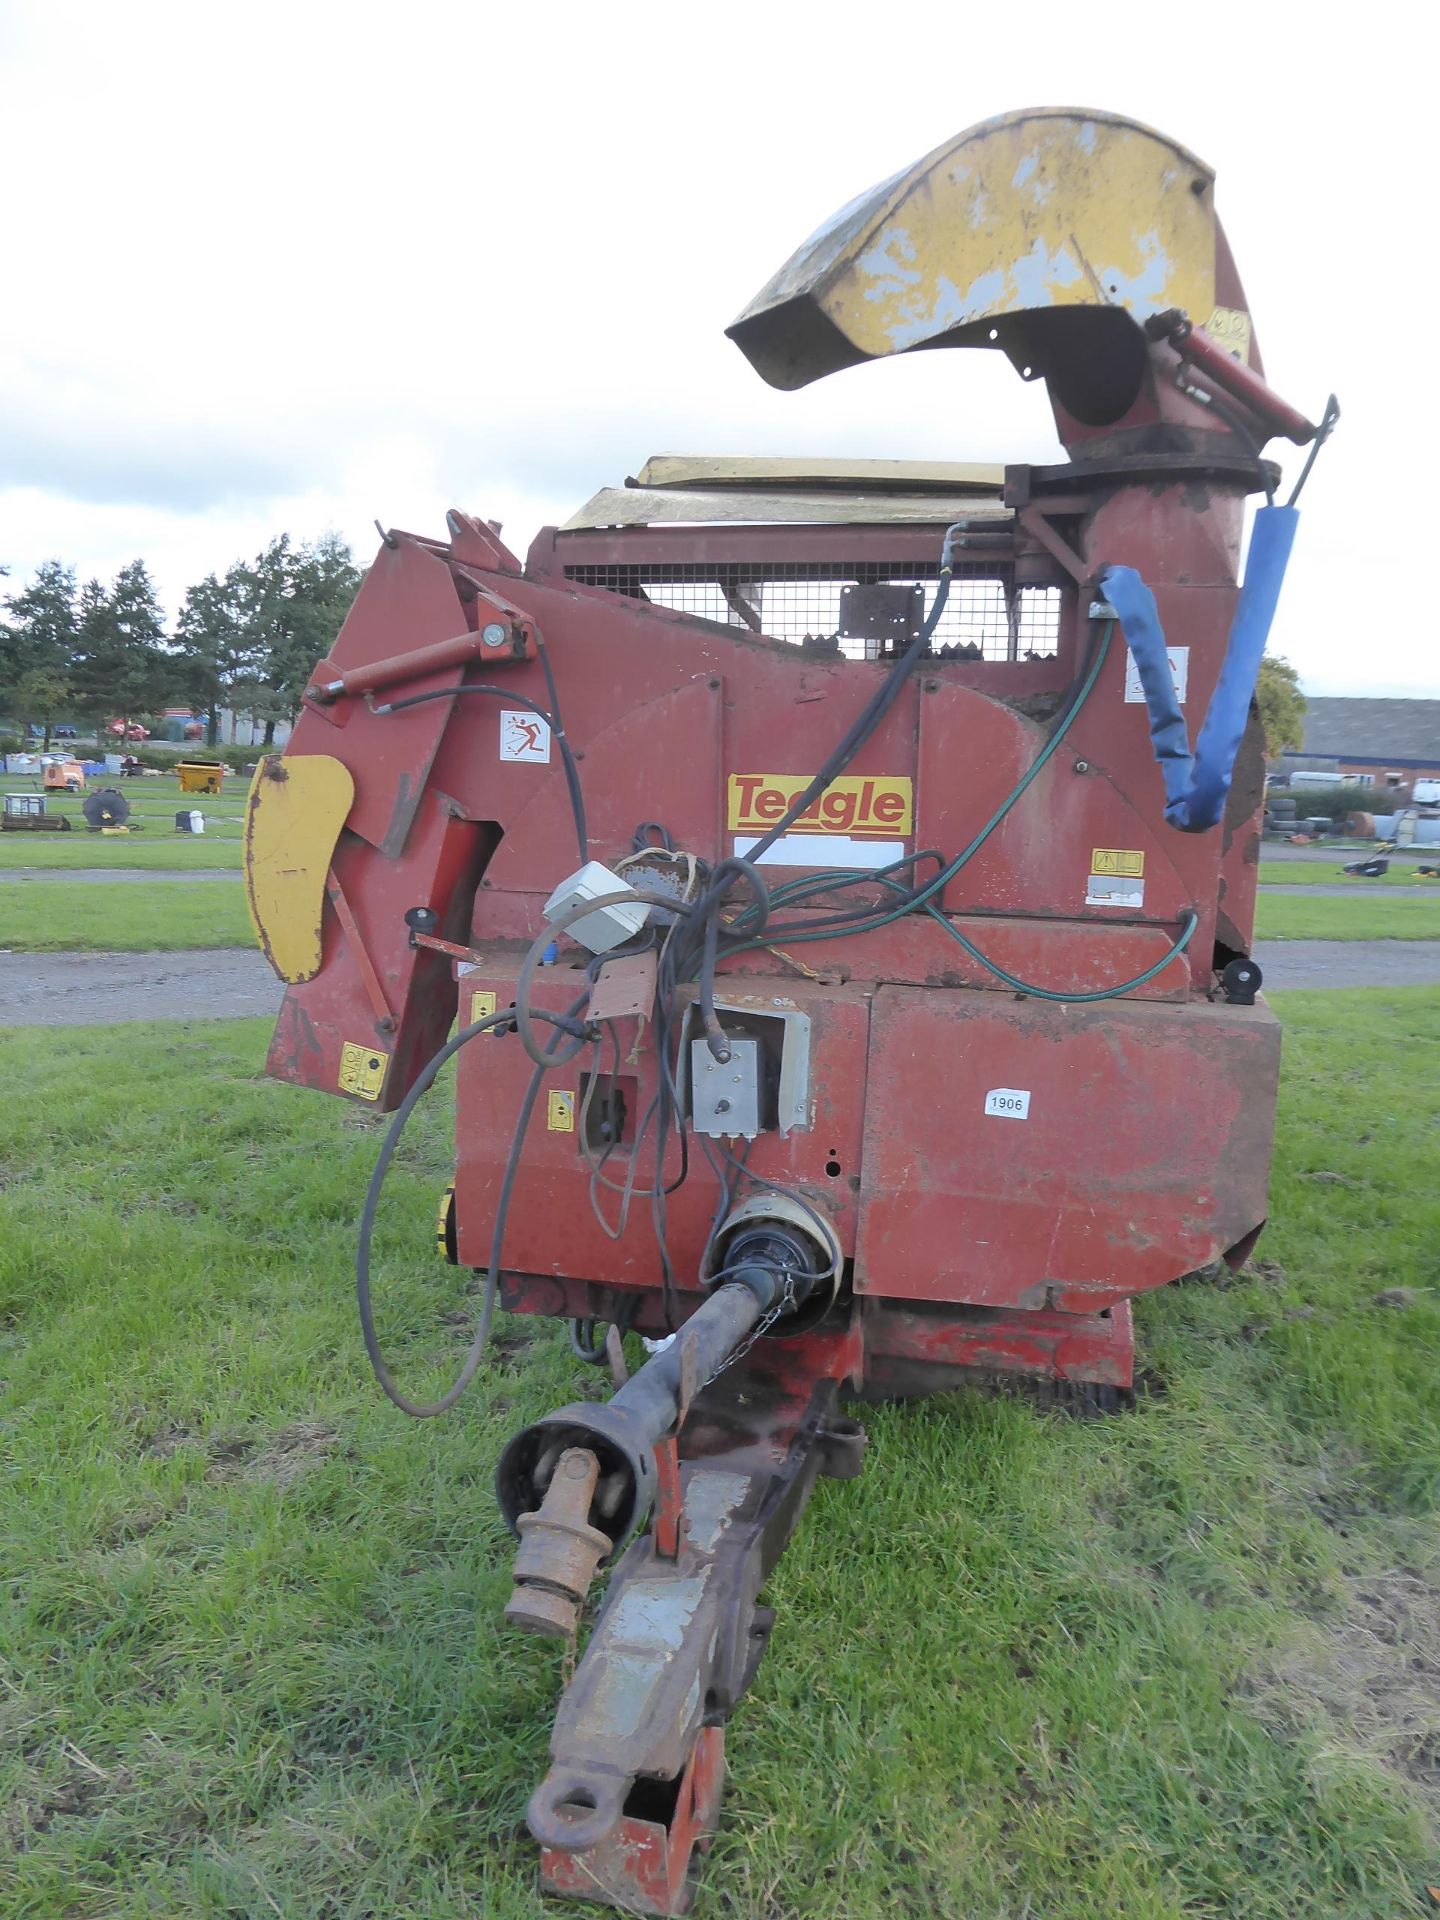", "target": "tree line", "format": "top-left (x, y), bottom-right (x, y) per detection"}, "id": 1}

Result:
top-left (0, 534), bottom-right (360, 749)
